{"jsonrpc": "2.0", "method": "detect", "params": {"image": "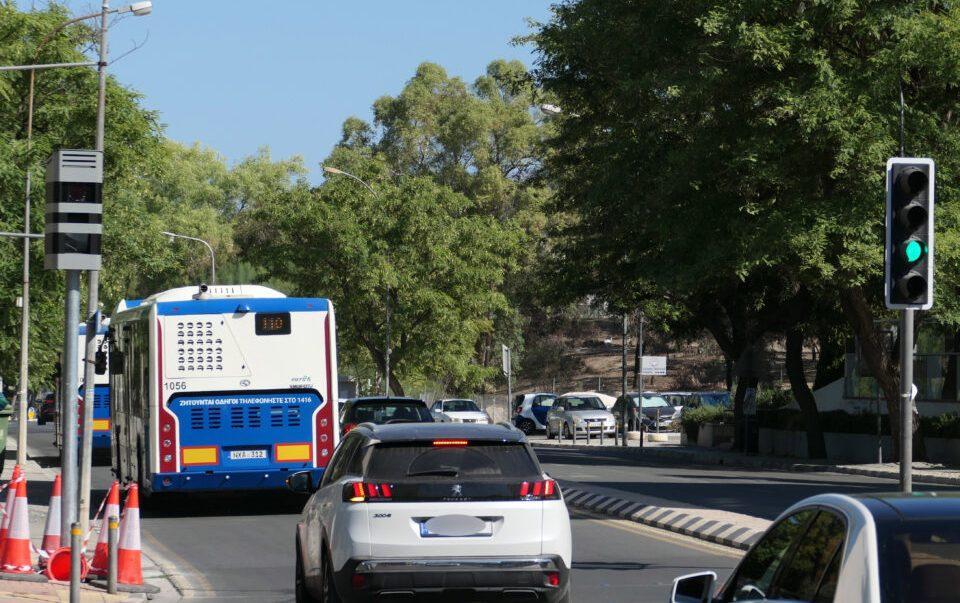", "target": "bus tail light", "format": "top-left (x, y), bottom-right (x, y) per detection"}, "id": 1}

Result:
top-left (342, 482), bottom-right (394, 502)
